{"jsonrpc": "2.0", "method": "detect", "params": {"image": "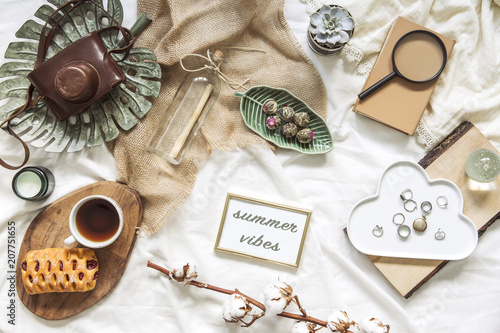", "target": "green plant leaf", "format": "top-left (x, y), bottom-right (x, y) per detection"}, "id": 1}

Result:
top-left (4, 42), bottom-right (38, 61)
top-left (235, 85), bottom-right (333, 154)
top-left (109, 84), bottom-right (152, 119)
top-left (15, 20), bottom-right (43, 41)
top-left (0, 77), bottom-right (30, 99)
top-left (107, 0), bottom-right (124, 26)
top-left (0, 62), bottom-right (35, 78)
top-left (34, 4), bottom-right (63, 24)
